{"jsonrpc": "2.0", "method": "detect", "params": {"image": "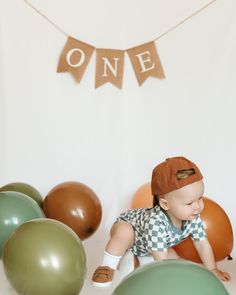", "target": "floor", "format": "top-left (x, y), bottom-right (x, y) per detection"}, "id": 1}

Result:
top-left (1, 239), bottom-right (235, 295)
